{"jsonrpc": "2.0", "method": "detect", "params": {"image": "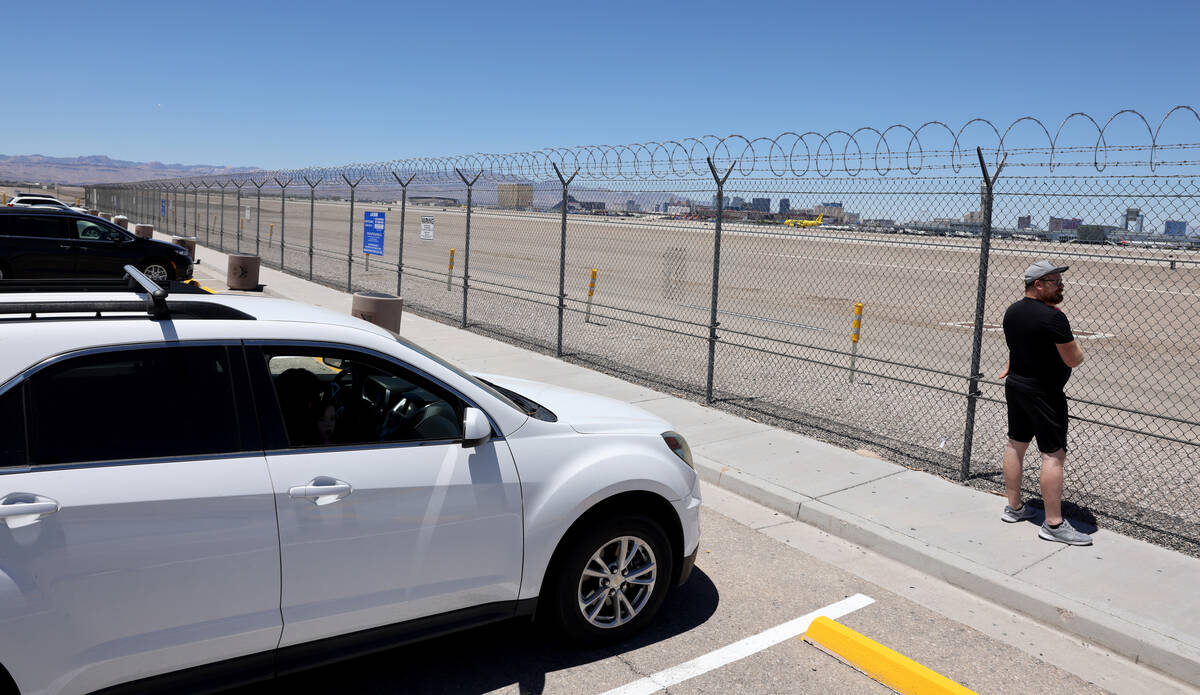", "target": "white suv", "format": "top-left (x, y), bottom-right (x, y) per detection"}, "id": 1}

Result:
top-left (6, 195), bottom-right (88, 214)
top-left (0, 270), bottom-right (701, 695)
